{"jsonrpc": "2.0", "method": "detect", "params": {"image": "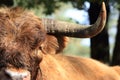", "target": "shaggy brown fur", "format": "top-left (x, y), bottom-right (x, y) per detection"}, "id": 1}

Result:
top-left (0, 7), bottom-right (120, 80)
top-left (0, 7), bottom-right (46, 80)
top-left (0, 7), bottom-right (67, 80)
